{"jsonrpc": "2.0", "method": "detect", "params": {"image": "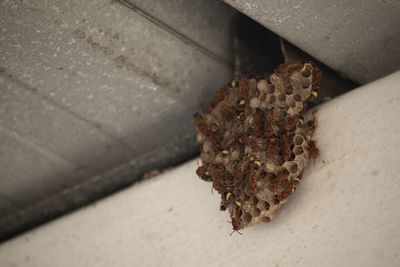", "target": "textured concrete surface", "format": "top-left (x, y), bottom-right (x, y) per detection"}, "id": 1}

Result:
top-left (1, 71), bottom-right (399, 266)
top-left (0, 73), bottom-right (128, 207)
top-left (0, 196), bottom-right (15, 219)
top-left (0, 0), bottom-right (234, 231)
top-left (122, 0), bottom-right (235, 64)
top-left (224, 0), bottom-right (400, 84)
